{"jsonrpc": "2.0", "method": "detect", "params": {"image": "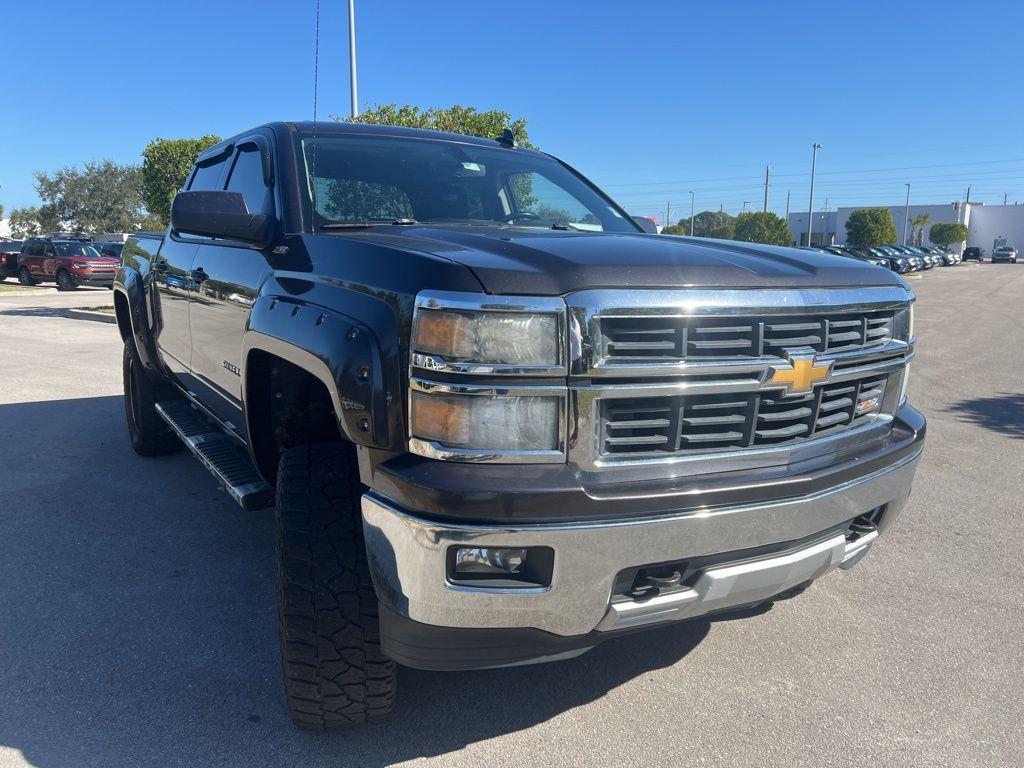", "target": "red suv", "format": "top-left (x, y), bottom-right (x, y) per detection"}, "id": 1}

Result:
top-left (16, 237), bottom-right (120, 290)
